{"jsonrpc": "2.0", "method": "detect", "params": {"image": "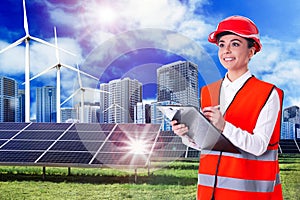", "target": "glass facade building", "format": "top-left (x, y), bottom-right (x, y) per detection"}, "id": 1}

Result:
top-left (100, 78), bottom-right (142, 123)
top-left (36, 86), bottom-right (57, 122)
top-left (157, 61), bottom-right (199, 109)
top-left (0, 76), bottom-right (18, 122)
